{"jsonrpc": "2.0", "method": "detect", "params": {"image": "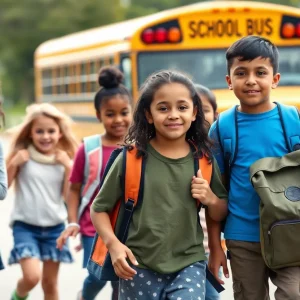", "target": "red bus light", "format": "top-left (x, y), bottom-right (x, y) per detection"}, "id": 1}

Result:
top-left (155, 28), bottom-right (168, 43)
top-left (282, 22), bottom-right (295, 38)
top-left (296, 23), bottom-right (300, 37)
top-left (142, 29), bottom-right (154, 44)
